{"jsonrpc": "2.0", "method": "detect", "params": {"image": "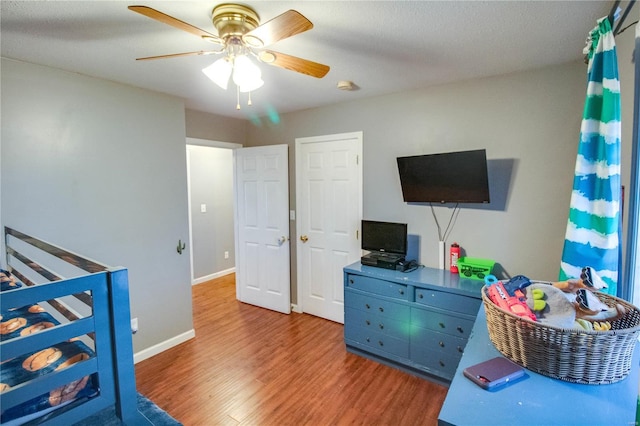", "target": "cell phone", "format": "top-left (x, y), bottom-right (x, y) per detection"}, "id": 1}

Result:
top-left (463, 357), bottom-right (525, 390)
